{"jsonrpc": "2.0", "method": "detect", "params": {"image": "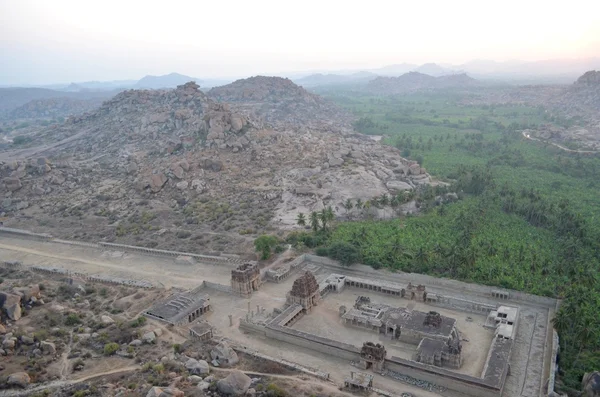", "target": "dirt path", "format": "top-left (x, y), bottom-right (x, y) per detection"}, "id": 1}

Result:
top-left (0, 366), bottom-right (139, 397)
top-left (0, 242), bottom-right (205, 286)
top-left (522, 130), bottom-right (600, 154)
